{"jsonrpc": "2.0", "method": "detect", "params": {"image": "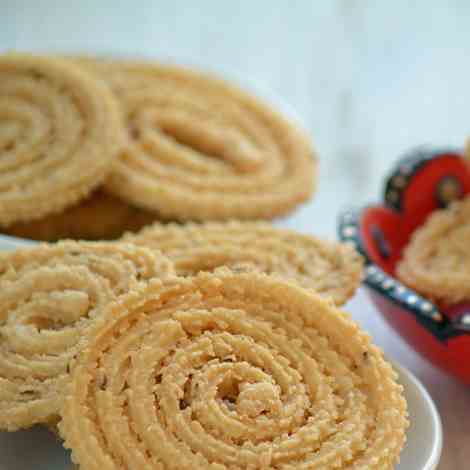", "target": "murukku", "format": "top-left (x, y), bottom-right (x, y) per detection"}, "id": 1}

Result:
top-left (0, 54), bottom-right (123, 226)
top-left (4, 190), bottom-right (157, 241)
top-left (0, 241), bottom-right (174, 430)
top-left (397, 195), bottom-right (470, 304)
top-left (126, 221), bottom-right (363, 306)
top-left (60, 270), bottom-right (407, 469)
top-left (77, 58), bottom-right (317, 221)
